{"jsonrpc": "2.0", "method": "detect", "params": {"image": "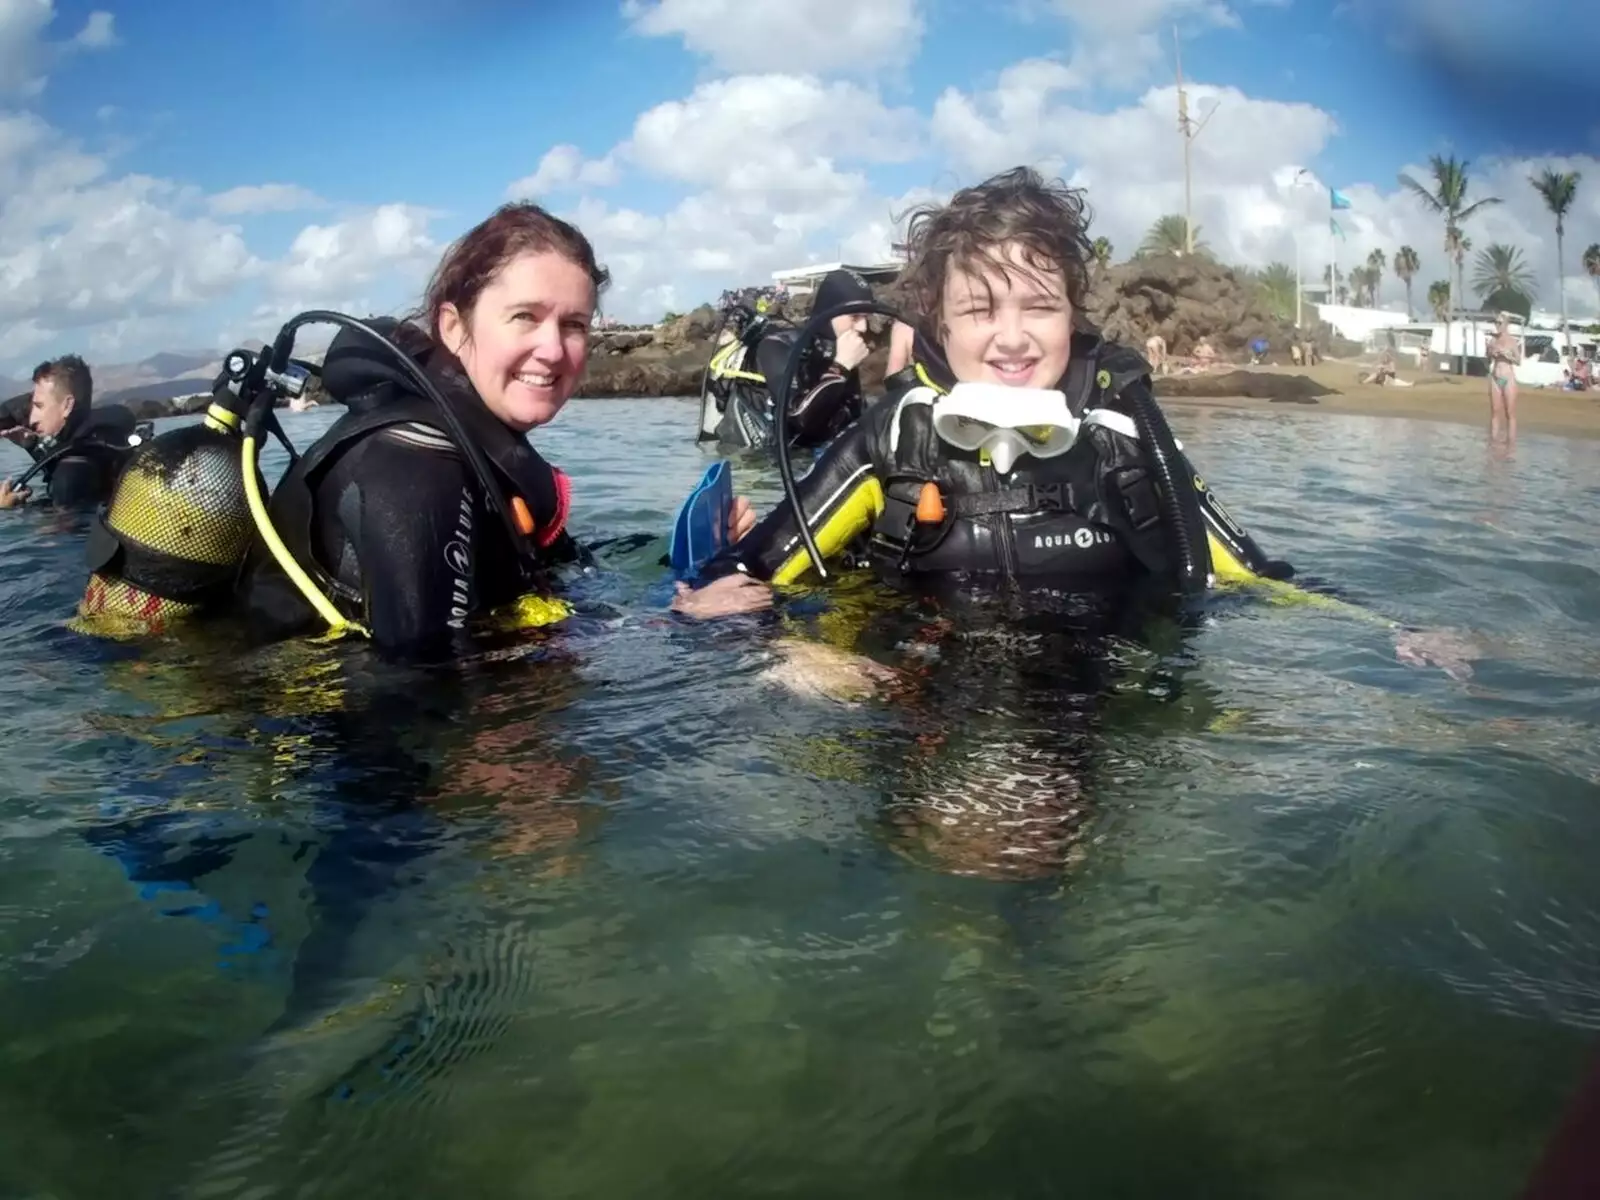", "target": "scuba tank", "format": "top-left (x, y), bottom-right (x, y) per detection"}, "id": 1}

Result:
top-left (73, 349), bottom-right (305, 639)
